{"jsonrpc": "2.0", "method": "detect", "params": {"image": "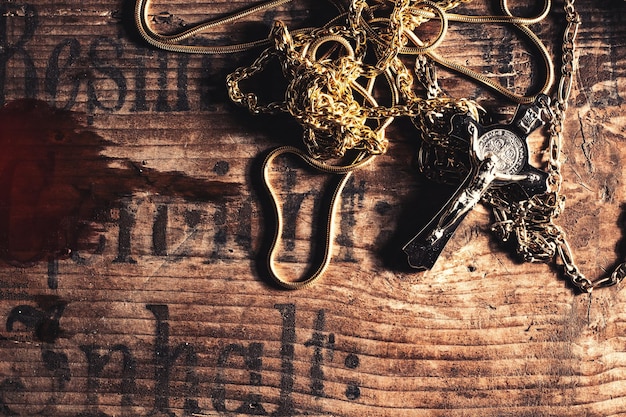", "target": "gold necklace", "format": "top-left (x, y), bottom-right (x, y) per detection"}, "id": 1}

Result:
top-left (134, 0), bottom-right (625, 292)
